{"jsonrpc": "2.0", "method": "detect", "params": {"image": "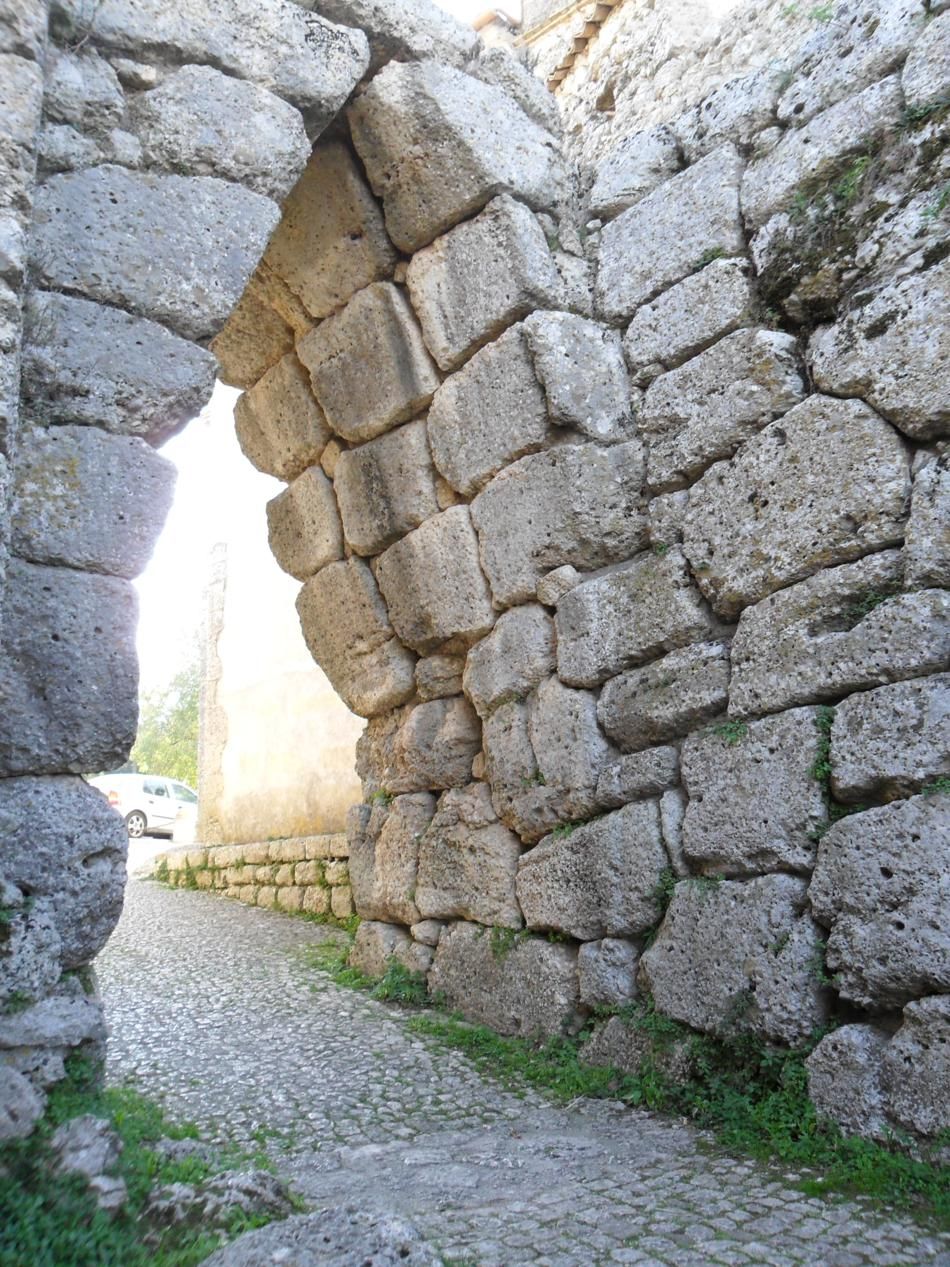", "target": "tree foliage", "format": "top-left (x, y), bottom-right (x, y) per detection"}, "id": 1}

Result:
top-left (131, 655), bottom-right (201, 789)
